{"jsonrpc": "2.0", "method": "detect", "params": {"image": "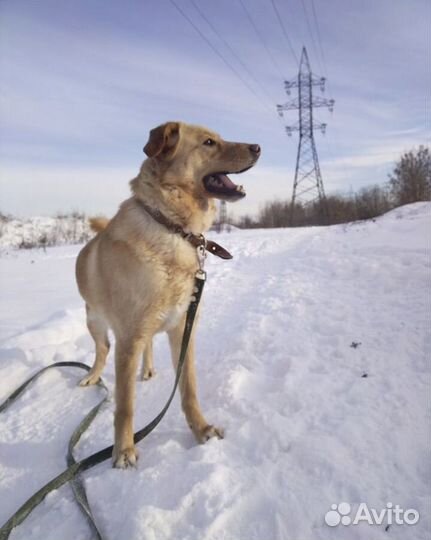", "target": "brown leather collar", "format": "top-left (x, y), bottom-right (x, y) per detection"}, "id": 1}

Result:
top-left (136, 199), bottom-right (233, 260)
